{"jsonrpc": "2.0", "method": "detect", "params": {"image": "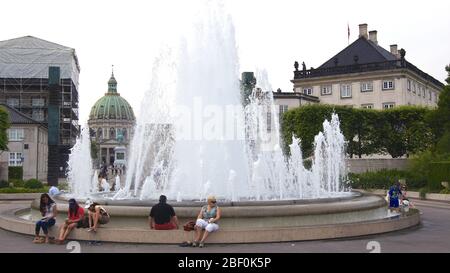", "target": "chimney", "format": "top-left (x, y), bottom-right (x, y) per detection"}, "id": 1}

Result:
top-left (369, 30), bottom-right (378, 44)
top-left (359, 24), bottom-right (368, 39)
top-left (390, 44), bottom-right (399, 58)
